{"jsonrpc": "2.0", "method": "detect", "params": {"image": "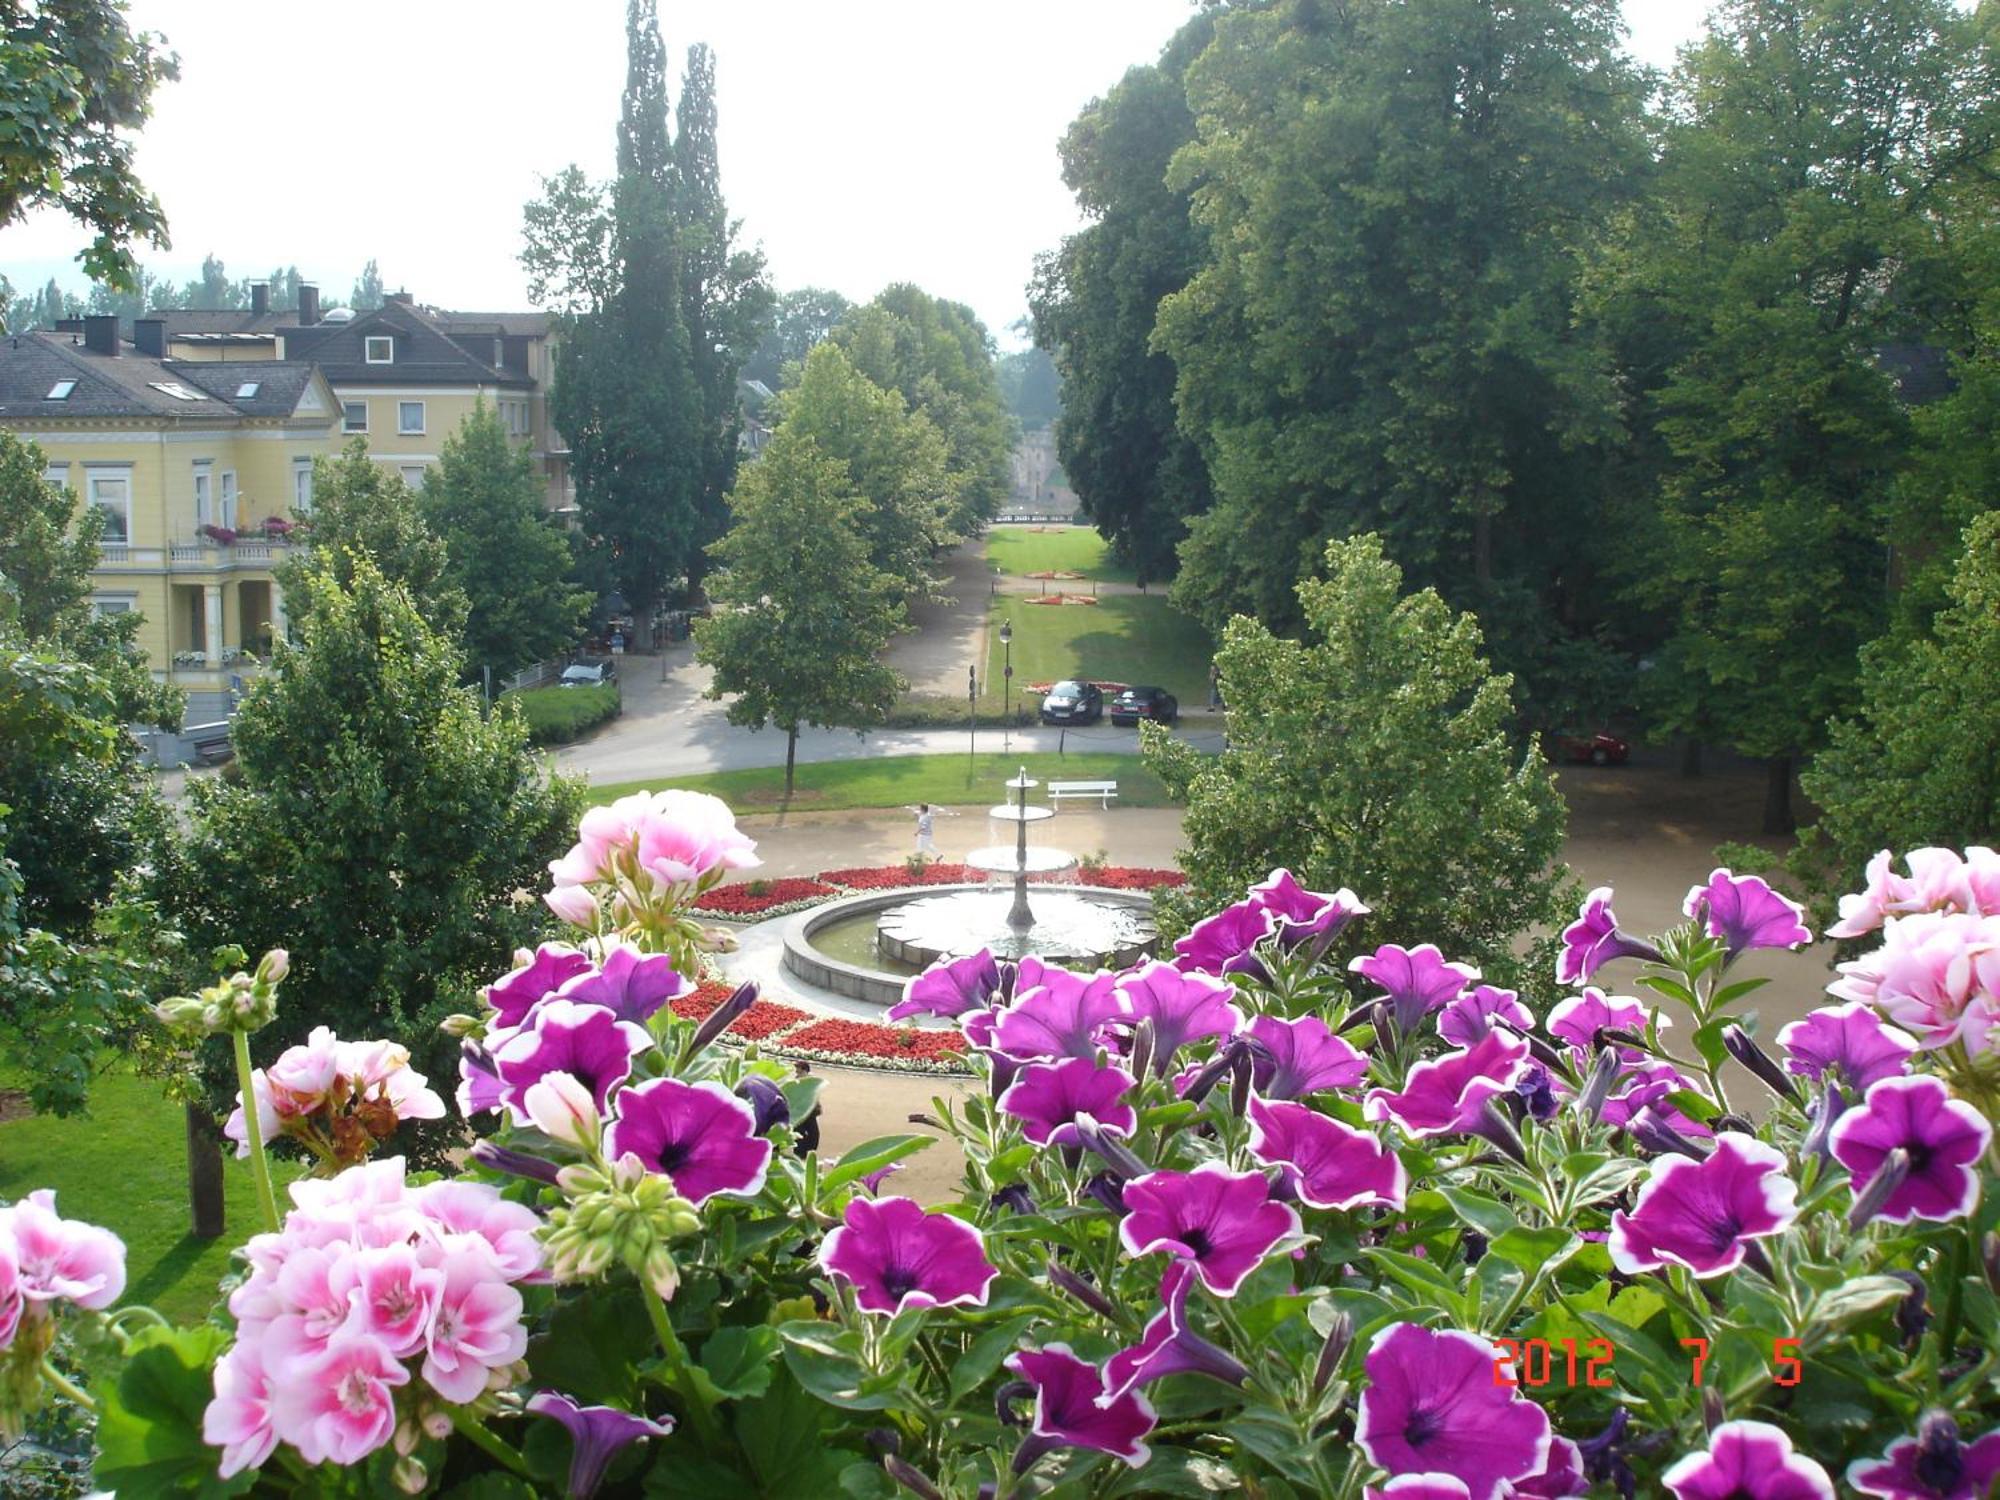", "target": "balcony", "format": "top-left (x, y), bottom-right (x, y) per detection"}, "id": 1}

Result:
top-left (168, 523), bottom-right (296, 570)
